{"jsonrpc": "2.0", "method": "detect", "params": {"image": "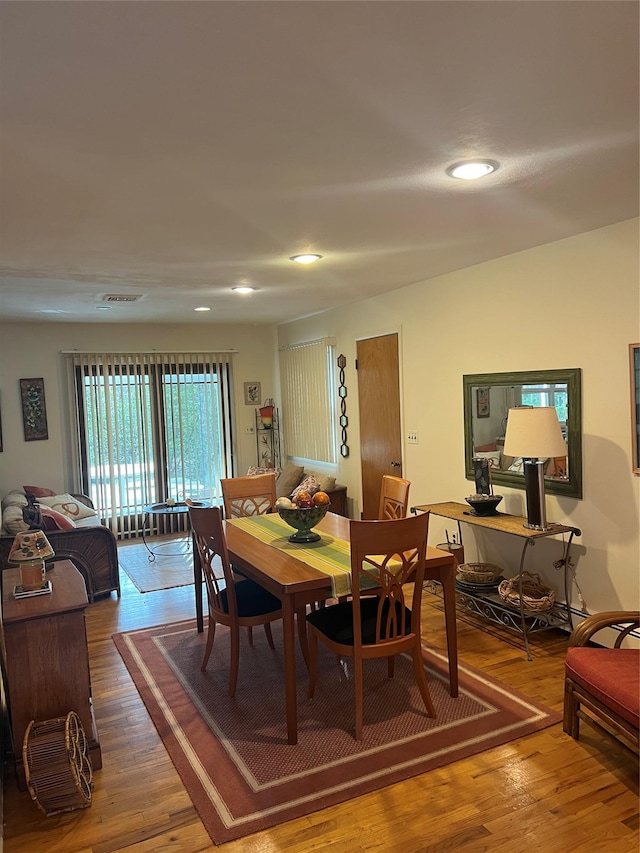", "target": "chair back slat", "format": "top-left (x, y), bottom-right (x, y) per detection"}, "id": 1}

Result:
top-left (221, 473), bottom-right (277, 519)
top-left (378, 475), bottom-right (411, 520)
